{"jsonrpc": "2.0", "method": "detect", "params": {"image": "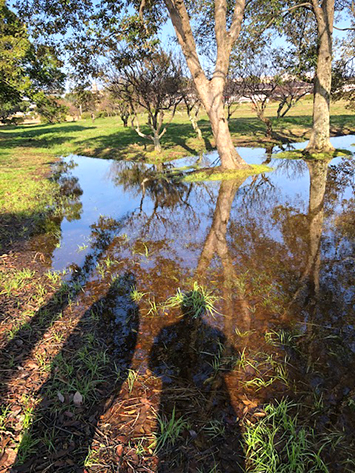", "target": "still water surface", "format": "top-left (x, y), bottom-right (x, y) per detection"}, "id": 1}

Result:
top-left (20, 135), bottom-right (355, 471)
